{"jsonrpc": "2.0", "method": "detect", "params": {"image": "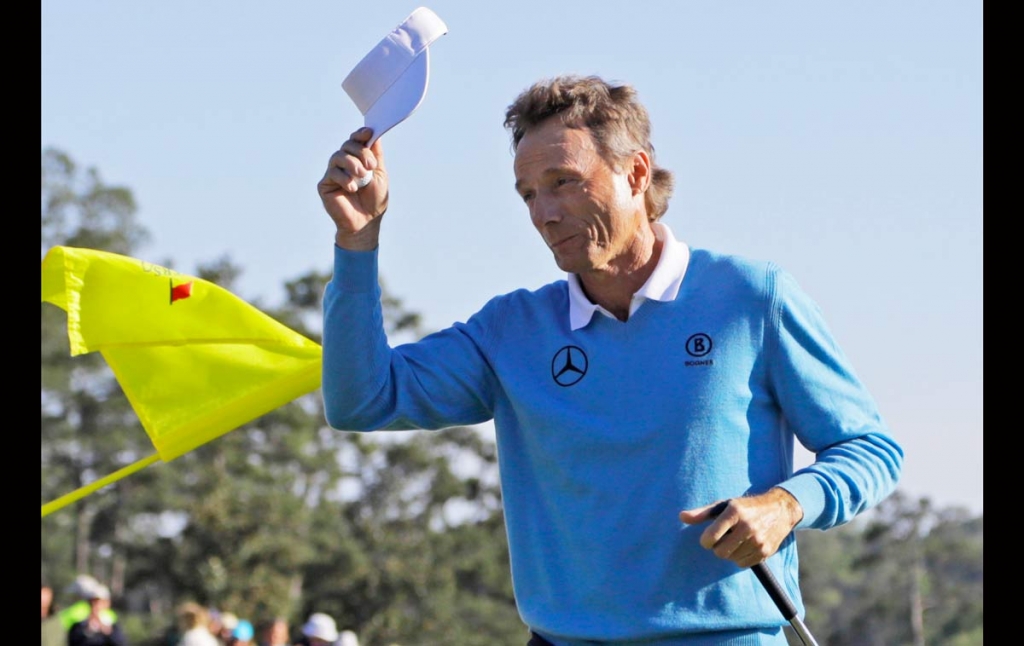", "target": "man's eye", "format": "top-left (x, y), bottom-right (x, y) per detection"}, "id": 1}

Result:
top-left (521, 192), bottom-right (534, 203)
top-left (555, 178), bottom-right (571, 187)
